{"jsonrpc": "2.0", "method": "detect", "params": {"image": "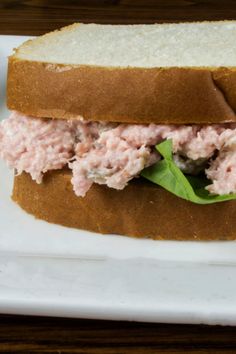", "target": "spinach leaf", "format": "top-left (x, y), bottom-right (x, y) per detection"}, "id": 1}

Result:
top-left (141, 139), bottom-right (236, 204)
